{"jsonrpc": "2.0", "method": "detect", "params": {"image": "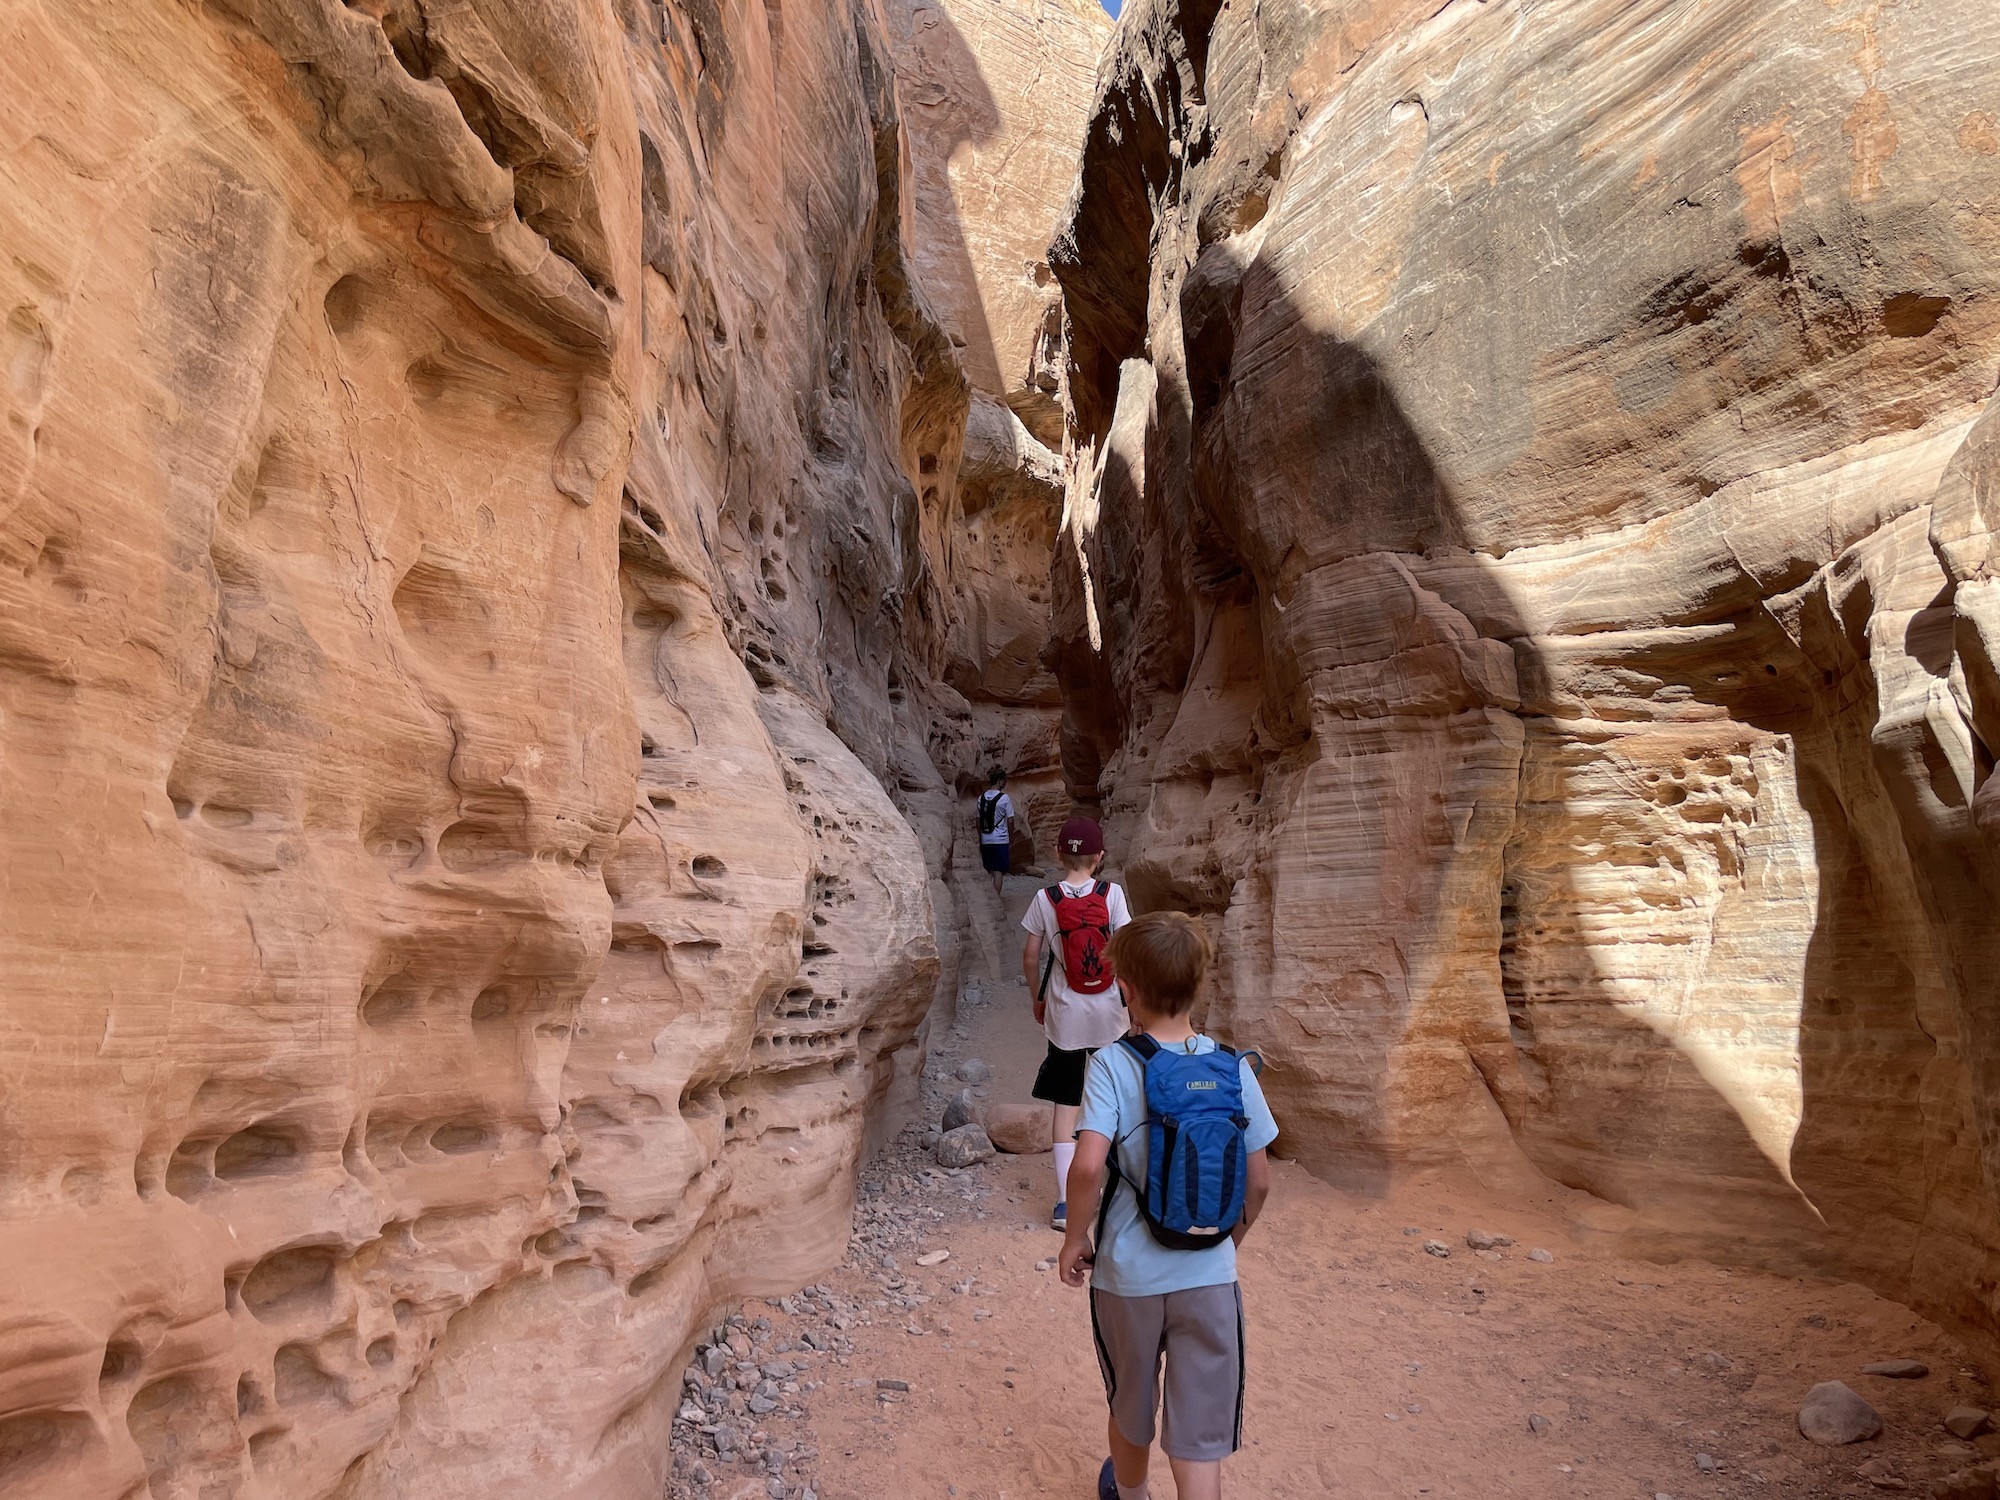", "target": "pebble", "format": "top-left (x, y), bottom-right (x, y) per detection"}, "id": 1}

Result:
top-left (1422, 1240), bottom-right (1451, 1259)
top-left (1856, 1456), bottom-right (1910, 1492)
top-left (1034, 1259), bottom-right (1053, 1272)
top-left (916, 1249), bottom-right (951, 1267)
top-left (1798, 1381), bottom-right (1883, 1445)
top-left (1528, 1413), bottom-right (1551, 1435)
top-left (1695, 1452), bottom-right (1719, 1473)
top-left (876, 1379), bottom-right (909, 1392)
top-left (1863, 1359), bottom-right (1931, 1380)
top-left (955, 1058), bottom-right (993, 1084)
top-left (1527, 1248), bottom-right (1555, 1263)
top-left (1465, 1228), bottom-right (1514, 1250)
